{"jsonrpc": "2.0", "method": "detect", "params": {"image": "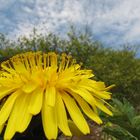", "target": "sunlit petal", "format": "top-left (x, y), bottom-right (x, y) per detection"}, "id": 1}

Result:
top-left (42, 99), bottom-right (58, 139)
top-left (28, 87), bottom-right (43, 115)
top-left (56, 93), bottom-right (72, 136)
top-left (62, 93), bottom-right (90, 134)
top-left (0, 90), bottom-right (20, 125)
